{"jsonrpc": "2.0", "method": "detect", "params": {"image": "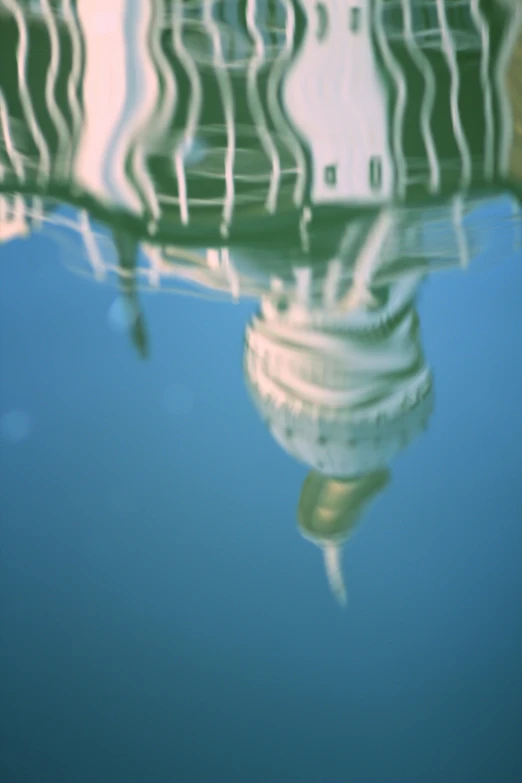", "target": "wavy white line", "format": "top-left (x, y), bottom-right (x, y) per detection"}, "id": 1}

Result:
top-left (246, 0), bottom-right (281, 214)
top-left (374, 0), bottom-right (407, 197)
top-left (203, 0), bottom-right (236, 235)
top-left (3, 0), bottom-right (51, 184)
top-left (267, 0), bottom-right (306, 207)
top-left (400, 0), bottom-right (440, 193)
top-left (172, 0), bottom-right (203, 225)
top-left (40, 0), bottom-right (70, 179)
top-left (470, 0), bottom-right (494, 180)
top-left (436, 0), bottom-right (472, 187)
